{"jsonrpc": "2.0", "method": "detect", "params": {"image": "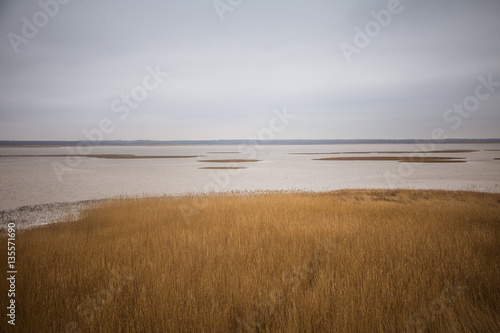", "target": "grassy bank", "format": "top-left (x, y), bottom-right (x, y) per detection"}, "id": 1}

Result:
top-left (1, 190), bottom-right (499, 332)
